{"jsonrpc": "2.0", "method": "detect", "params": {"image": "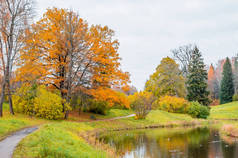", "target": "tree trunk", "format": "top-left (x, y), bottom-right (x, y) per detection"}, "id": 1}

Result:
top-left (0, 80), bottom-right (6, 117)
top-left (7, 80), bottom-right (14, 115)
top-left (64, 111), bottom-right (69, 119)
